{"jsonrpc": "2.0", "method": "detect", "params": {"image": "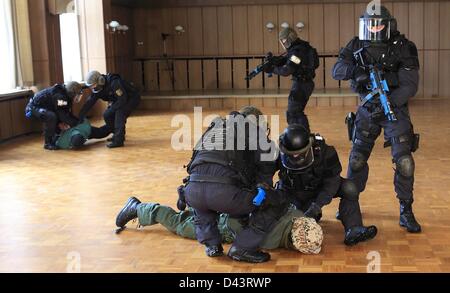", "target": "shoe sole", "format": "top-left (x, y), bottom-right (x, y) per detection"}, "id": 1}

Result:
top-left (108, 145), bottom-right (124, 149)
top-left (399, 222), bottom-right (422, 233)
top-left (345, 228), bottom-right (378, 246)
top-left (208, 252), bottom-right (225, 258)
top-left (228, 254), bottom-right (270, 264)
